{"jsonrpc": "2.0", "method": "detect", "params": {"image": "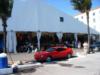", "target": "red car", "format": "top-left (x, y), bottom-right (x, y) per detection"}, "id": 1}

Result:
top-left (34, 46), bottom-right (73, 62)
